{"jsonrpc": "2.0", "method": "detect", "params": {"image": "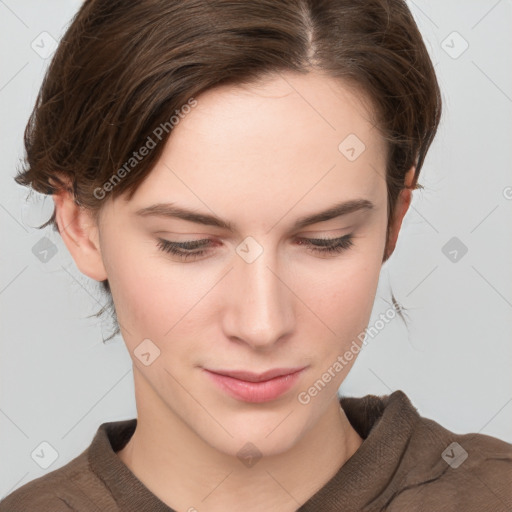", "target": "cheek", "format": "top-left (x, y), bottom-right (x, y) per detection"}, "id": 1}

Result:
top-left (297, 237), bottom-right (385, 350)
top-left (305, 265), bottom-right (379, 336)
top-left (99, 234), bottom-right (168, 339)
top-left (103, 236), bottom-right (214, 349)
